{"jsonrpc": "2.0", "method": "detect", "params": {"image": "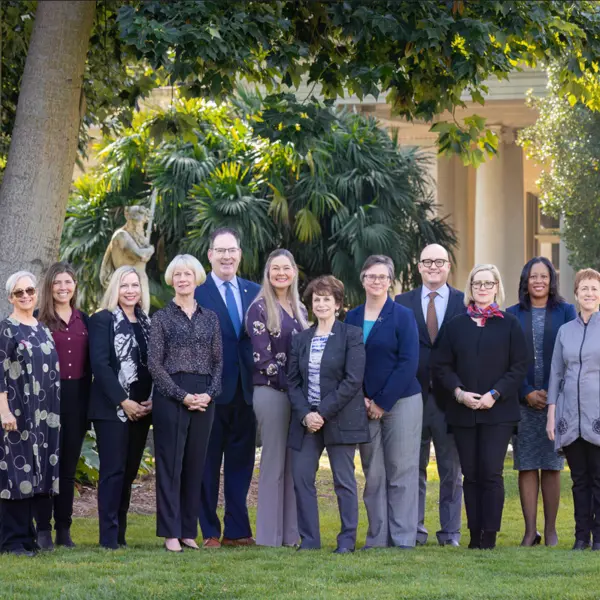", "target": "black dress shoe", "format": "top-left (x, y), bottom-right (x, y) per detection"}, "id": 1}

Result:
top-left (7, 547), bottom-right (36, 557)
top-left (36, 530), bottom-right (55, 551)
top-left (296, 545), bottom-right (319, 551)
top-left (333, 546), bottom-right (355, 554)
top-left (396, 545), bottom-right (414, 550)
top-left (468, 530), bottom-right (482, 549)
top-left (480, 531), bottom-right (497, 550)
top-left (55, 528), bottom-right (76, 548)
top-left (520, 532), bottom-right (542, 547)
top-left (440, 539), bottom-right (460, 547)
top-left (572, 540), bottom-right (590, 551)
